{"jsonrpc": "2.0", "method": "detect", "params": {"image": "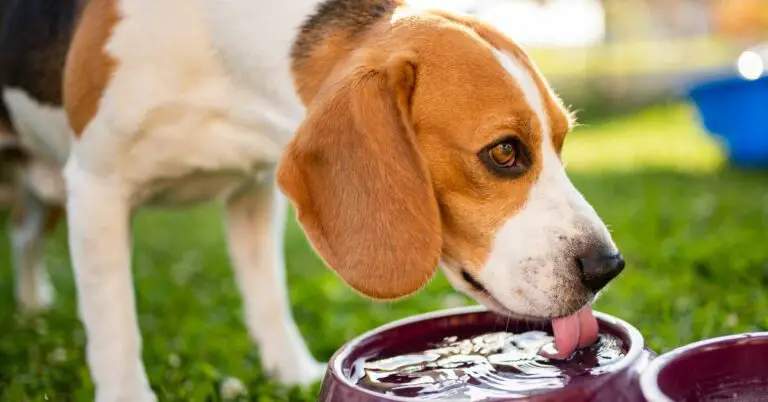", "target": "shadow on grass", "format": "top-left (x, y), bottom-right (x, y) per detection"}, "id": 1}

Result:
top-left (0, 167), bottom-right (766, 400)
